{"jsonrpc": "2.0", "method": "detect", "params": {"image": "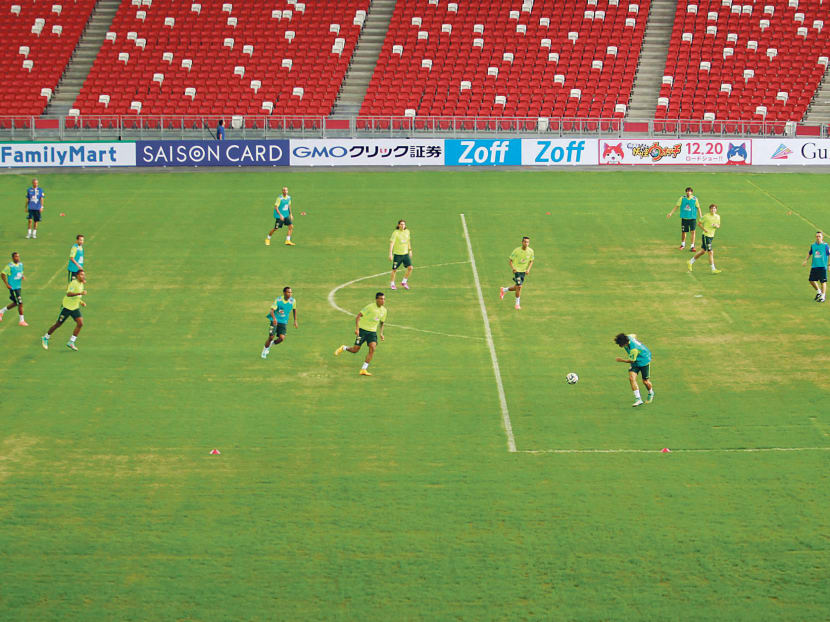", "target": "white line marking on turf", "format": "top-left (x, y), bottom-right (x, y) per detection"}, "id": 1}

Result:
top-left (327, 261), bottom-right (484, 341)
top-left (460, 213), bottom-right (517, 453)
top-left (745, 178), bottom-right (822, 230)
top-left (520, 446), bottom-right (830, 454)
